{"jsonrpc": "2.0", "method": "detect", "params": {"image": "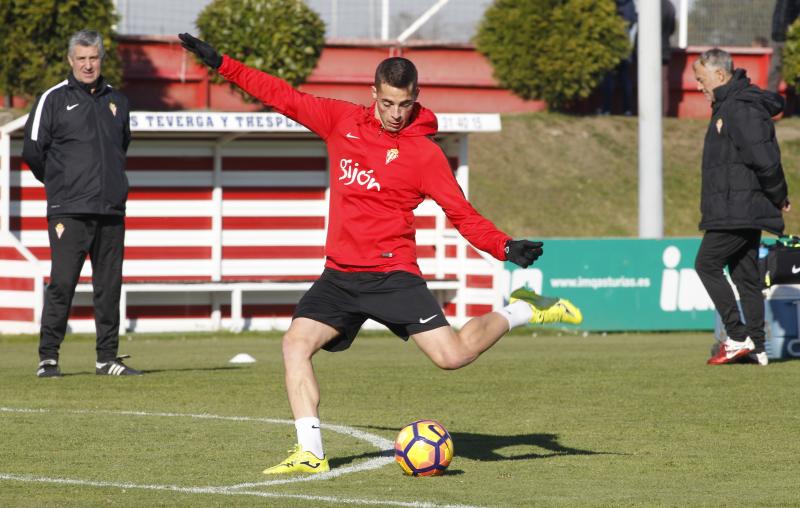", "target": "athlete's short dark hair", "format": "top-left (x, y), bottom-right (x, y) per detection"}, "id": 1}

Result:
top-left (374, 57), bottom-right (418, 90)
